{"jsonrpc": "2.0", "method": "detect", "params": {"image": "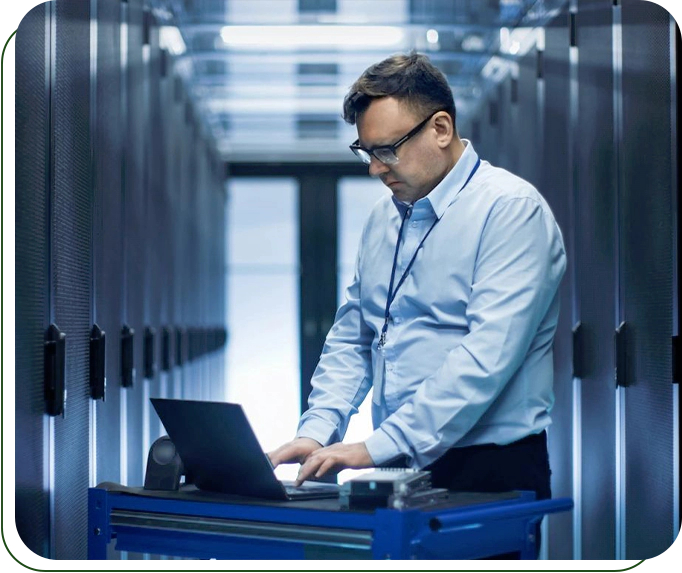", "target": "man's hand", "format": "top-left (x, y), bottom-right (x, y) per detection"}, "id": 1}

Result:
top-left (267, 437), bottom-right (322, 468)
top-left (295, 442), bottom-right (373, 486)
